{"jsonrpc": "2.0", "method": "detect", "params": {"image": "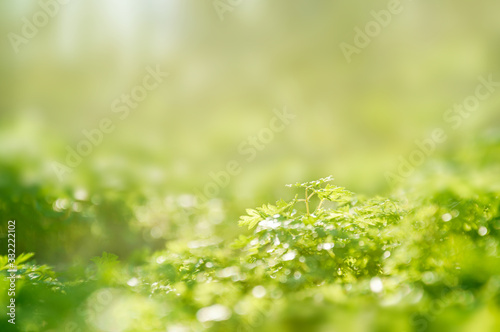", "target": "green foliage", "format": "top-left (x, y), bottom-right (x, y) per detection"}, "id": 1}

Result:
top-left (3, 143), bottom-right (500, 331)
top-left (239, 176), bottom-right (356, 229)
top-left (236, 177), bottom-right (403, 287)
top-left (239, 199), bottom-right (296, 229)
top-left (125, 176), bottom-right (500, 331)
